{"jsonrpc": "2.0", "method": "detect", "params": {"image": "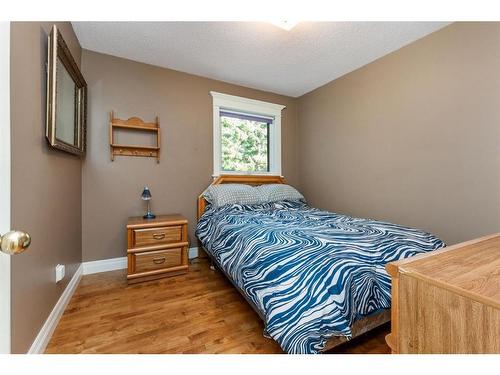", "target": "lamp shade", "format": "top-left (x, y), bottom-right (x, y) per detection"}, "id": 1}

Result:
top-left (141, 187), bottom-right (152, 201)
